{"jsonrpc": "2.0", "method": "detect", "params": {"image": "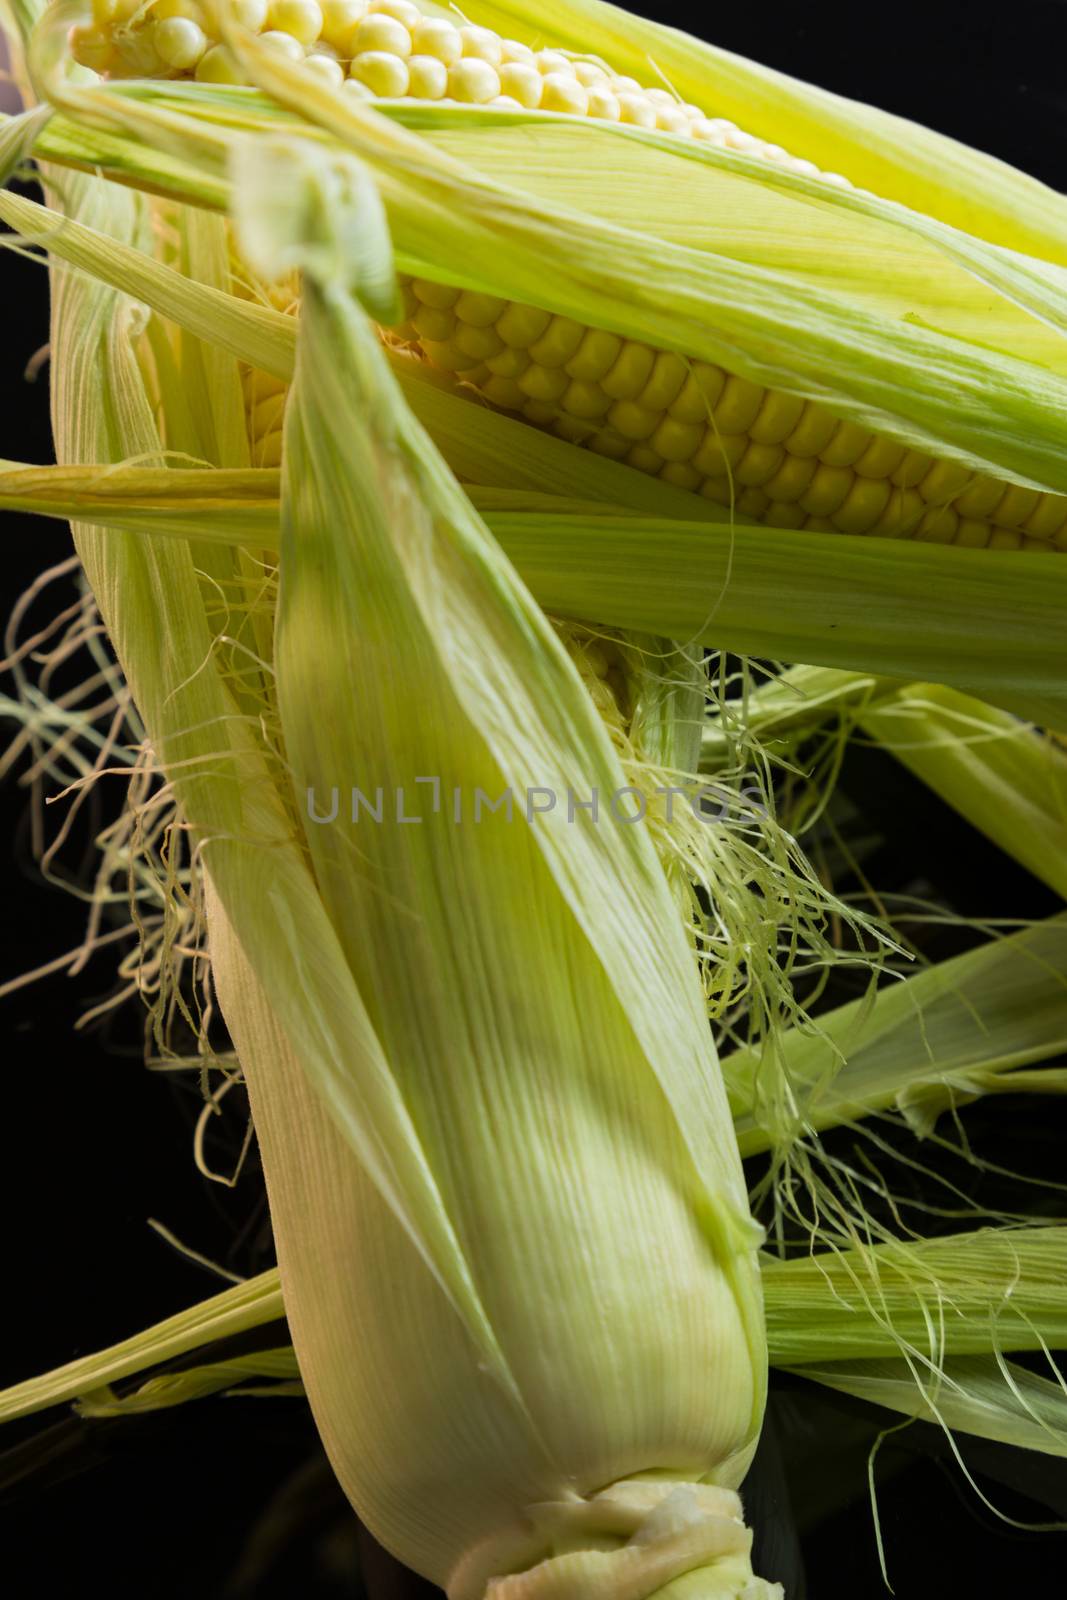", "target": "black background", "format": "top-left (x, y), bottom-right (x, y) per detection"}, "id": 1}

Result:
top-left (2, 1), bottom-right (1066, 1594)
